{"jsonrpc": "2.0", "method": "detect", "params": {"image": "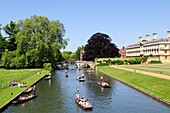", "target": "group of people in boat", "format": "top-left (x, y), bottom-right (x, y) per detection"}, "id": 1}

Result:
top-left (75, 88), bottom-right (91, 108)
top-left (19, 94), bottom-right (34, 100)
top-left (12, 85), bottom-right (37, 104)
top-left (98, 76), bottom-right (111, 88)
top-left (78, 74), bottom-right (84, 79)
